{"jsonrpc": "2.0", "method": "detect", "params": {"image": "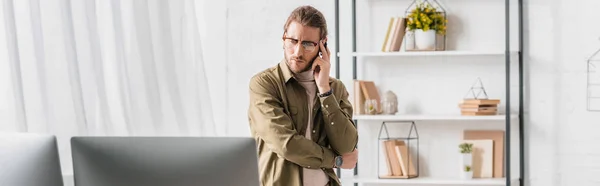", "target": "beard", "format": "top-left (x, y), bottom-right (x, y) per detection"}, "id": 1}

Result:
top-left (285, 52), bottom-right (318, 73)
